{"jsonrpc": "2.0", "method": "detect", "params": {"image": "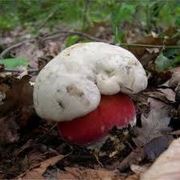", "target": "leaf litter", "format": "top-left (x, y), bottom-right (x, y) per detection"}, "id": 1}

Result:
top-left (0, 25), bottom-right (179, 179)
top-left (133, 97), bottom-right (171, 147)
